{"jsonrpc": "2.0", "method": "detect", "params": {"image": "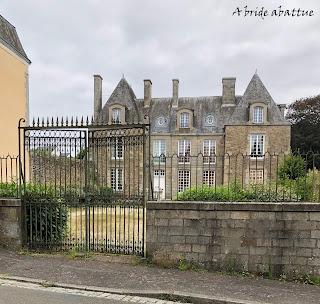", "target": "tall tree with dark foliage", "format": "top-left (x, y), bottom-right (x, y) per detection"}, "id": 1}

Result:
top-left (286, 95), bottom-right (320, 153)
top-left (286, 95), bottom-right (320, 168)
